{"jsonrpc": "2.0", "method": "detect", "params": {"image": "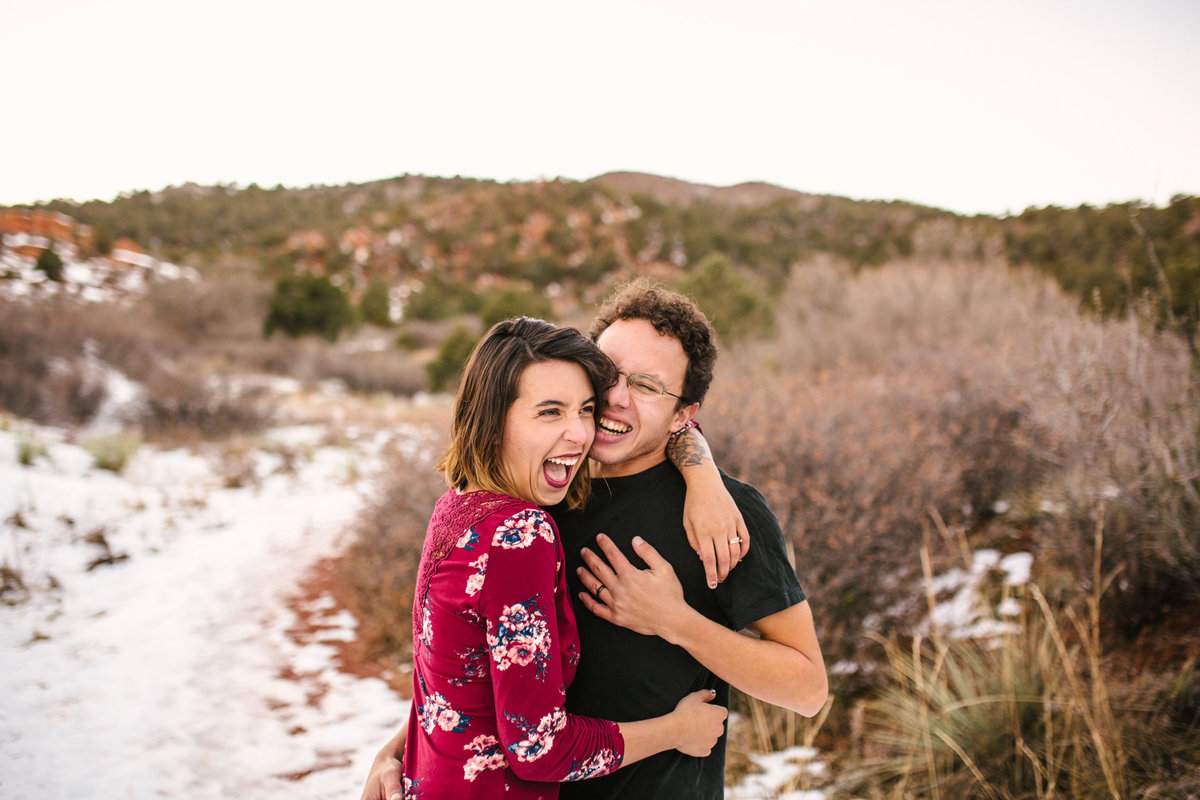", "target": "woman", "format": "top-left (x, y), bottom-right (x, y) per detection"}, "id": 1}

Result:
top-left (378, 317), bottom-right (727, 799)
